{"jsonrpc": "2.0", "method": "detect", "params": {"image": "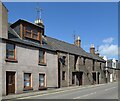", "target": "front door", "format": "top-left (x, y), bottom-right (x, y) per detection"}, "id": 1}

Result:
top-left (6, 72), bottom-right (15, 95)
